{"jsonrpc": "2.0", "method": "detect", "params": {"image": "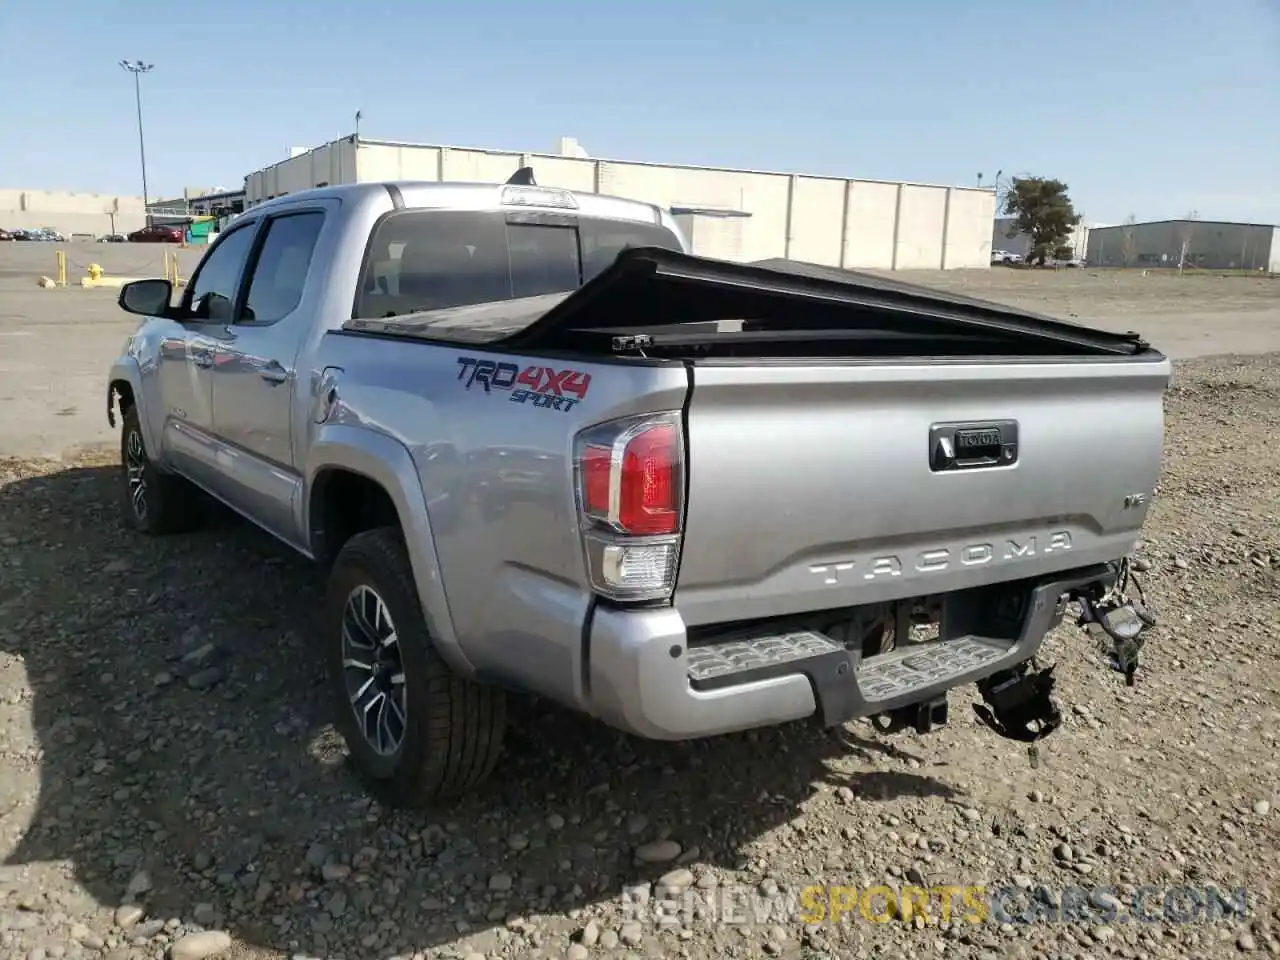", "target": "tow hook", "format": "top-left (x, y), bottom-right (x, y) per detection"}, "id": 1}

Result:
top-left (1072, 558), bottom-right (1157, 687)
top-left (973, 664), bottom-right (1062, 742)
